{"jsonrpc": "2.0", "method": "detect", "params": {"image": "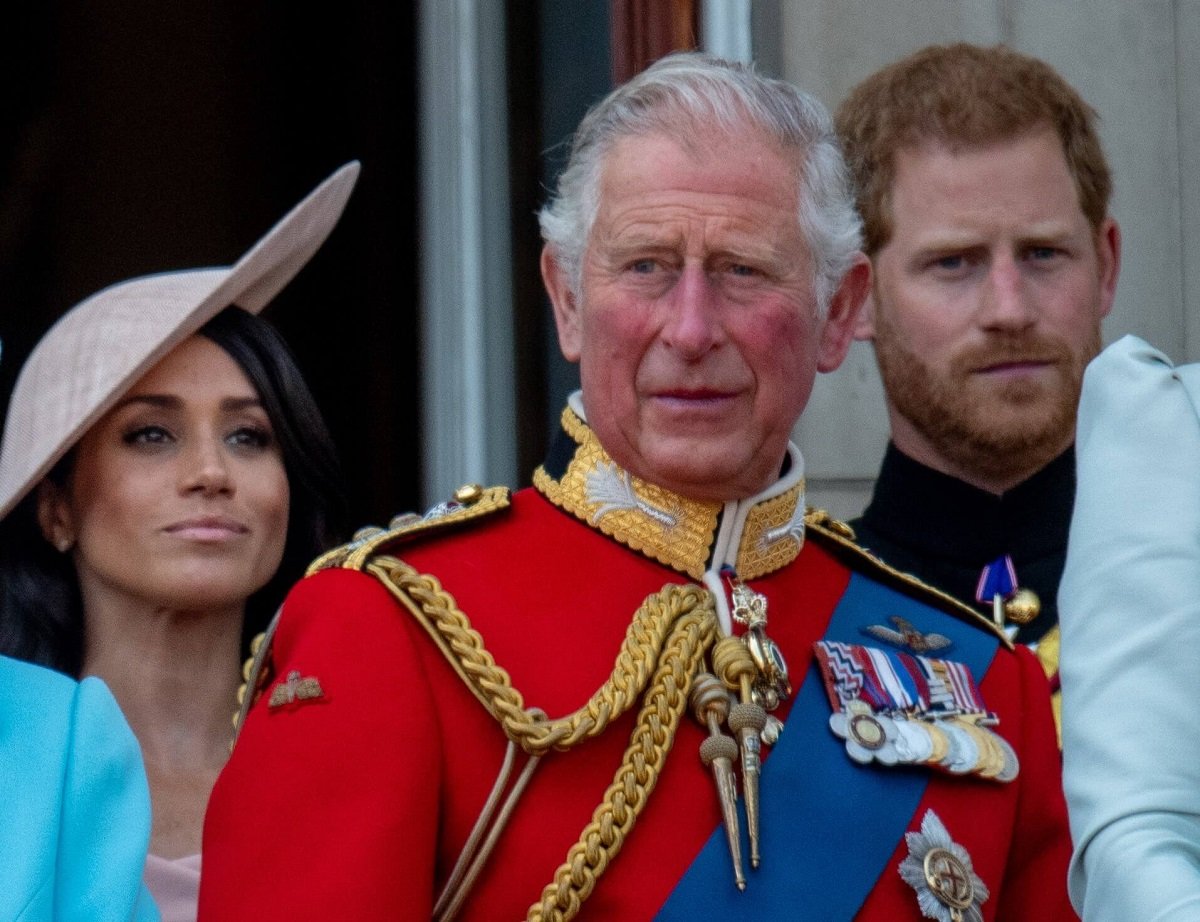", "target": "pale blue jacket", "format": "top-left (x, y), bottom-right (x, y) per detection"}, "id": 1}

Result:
top-left (1060, 335), bottom-right (1200, 921)
top-left (1, 654), bottom-right (159, 921)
